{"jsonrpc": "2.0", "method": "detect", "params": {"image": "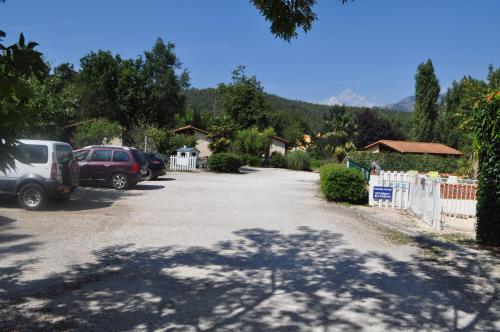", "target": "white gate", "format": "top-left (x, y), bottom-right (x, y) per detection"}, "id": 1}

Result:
top-left (369, 172), bottom-right (476, 230)
top-left (408, 175), bottom-right (442, 230)
top-left (169, 155), bottom-right (197, 172)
